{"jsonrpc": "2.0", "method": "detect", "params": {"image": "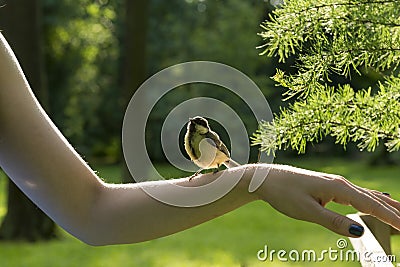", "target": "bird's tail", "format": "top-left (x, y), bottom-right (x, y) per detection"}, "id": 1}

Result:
top-left (223, 159), bottom-right (240, 168)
